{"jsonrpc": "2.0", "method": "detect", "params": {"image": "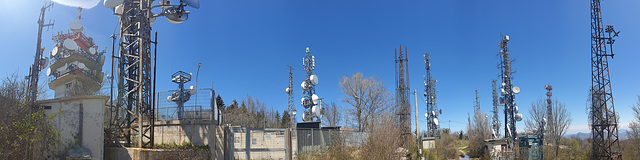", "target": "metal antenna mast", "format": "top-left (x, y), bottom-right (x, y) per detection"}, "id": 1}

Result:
top-left (491, 80), bottom-right (501, 138)
top-left (112, 0), bottom-right (155, 148)
top-left (395, 46), bottom-right (411, 145)
top-left (424, 53), bottom-right (439, 137)
top-left (498, 34), bottom-right (522, 157)
top-left (474, 90), bottom-right (480, 113)
top-left (590, 0), bottom-right (621, 158)
top-left (27, 1), bottom-right (54, 108)
top-left (286, 65), bottom-right (296, 127)
top-left (301, 47), bottom-right (320, 122)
